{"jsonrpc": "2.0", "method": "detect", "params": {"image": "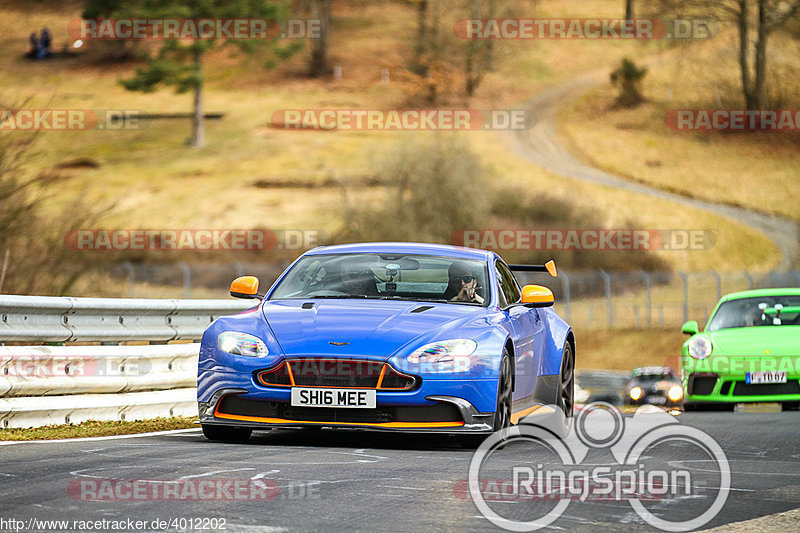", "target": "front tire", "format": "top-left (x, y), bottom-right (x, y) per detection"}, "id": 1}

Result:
top-left (558, 343), bottom-right (574, 418)
top-left (782, 402), bottom-right (800, 411)
top-left (493, 350), bottom-right (513, 432)
top-left (201, 424), bottom-right (252, 442)
top-left (684, 402), bottom-right (735, 412)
